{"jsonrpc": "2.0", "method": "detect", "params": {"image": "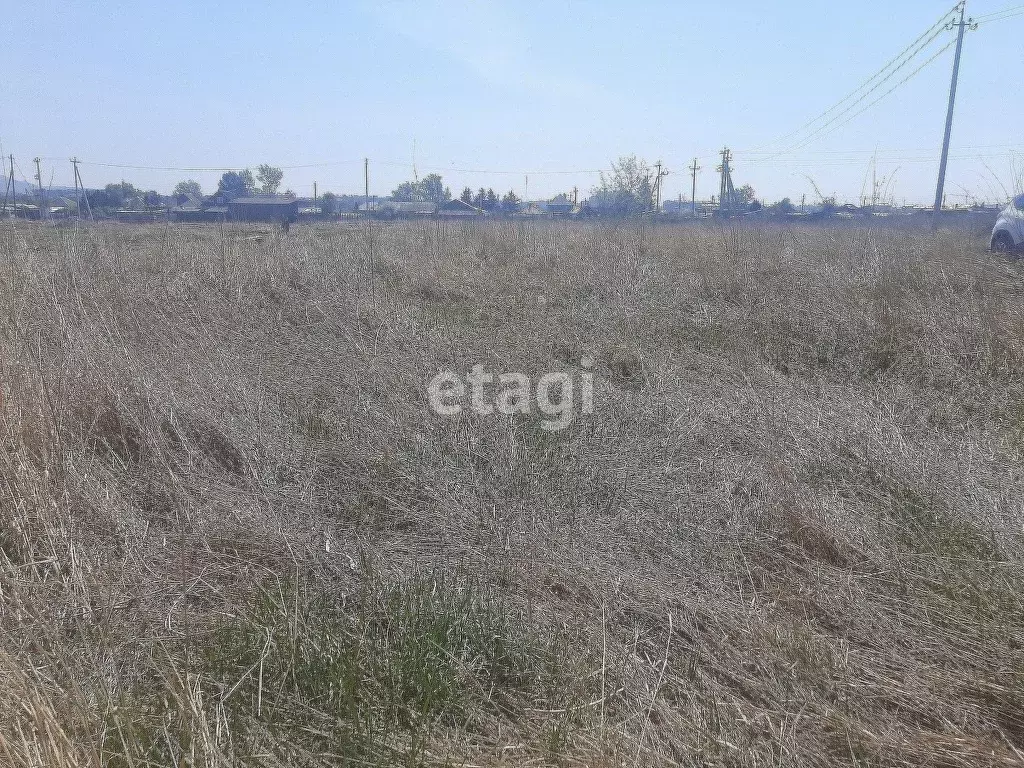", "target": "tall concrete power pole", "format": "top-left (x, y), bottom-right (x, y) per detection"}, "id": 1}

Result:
top-left (933, 2), bottom-right (975, 214)
top-left (689, 158), bottom-right (701, 216)
top-left (9, 156), bottom-right (16, 216)
top-left (717, 148), bottom-right (736, 214)
top-left (33, 157), bottom-right (46, 219)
